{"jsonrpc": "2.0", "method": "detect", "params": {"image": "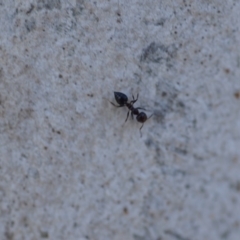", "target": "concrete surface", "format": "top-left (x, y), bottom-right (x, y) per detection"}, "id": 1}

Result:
top-left (0, 0), bottom-right (240, 240)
